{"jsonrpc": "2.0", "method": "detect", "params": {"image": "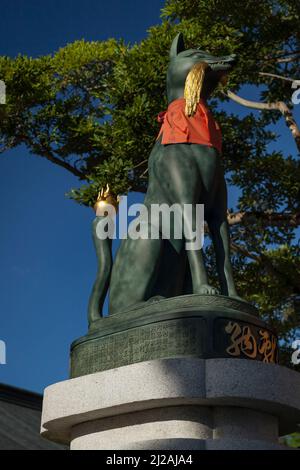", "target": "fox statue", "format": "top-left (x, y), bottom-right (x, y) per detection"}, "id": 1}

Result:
top-left (88, 33), bottom-right (239, 326)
